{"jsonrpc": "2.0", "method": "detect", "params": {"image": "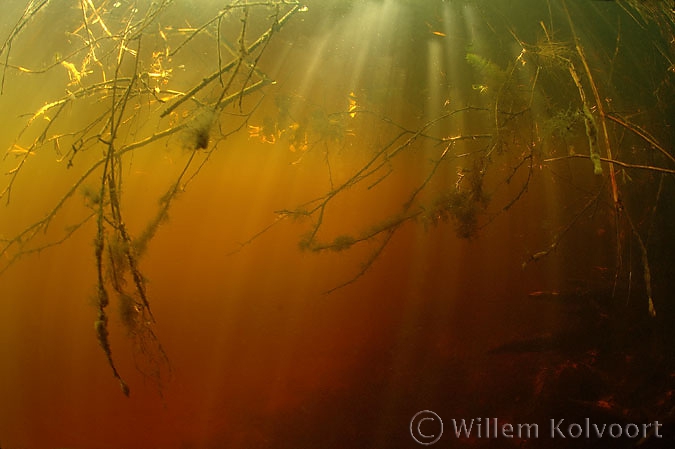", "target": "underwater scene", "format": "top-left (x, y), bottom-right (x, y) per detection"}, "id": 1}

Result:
top-left (1, 0), bottom-right (674, 448)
